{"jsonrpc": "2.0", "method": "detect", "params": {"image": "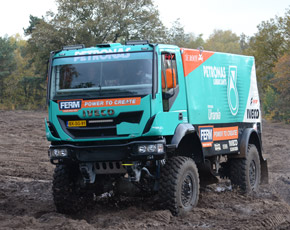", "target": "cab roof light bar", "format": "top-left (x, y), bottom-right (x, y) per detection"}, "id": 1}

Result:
top-left (125, 40), bottom-right (149, 46)
top-left (96, 43), bottom-right (111, 48)
top-left (62, 44), bottom-right (85, 50)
